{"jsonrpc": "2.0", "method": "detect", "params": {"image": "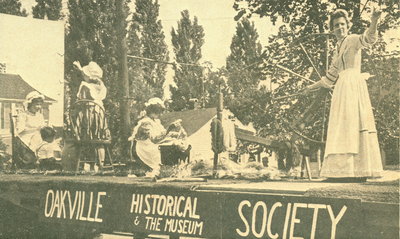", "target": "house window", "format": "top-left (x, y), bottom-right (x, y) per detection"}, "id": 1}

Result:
top-left (43, 104), bottom-right (50, 122)
top-left (3, 103), bottom-right (11, 130)
top-left (13, 103), bottom-right (24, 115)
